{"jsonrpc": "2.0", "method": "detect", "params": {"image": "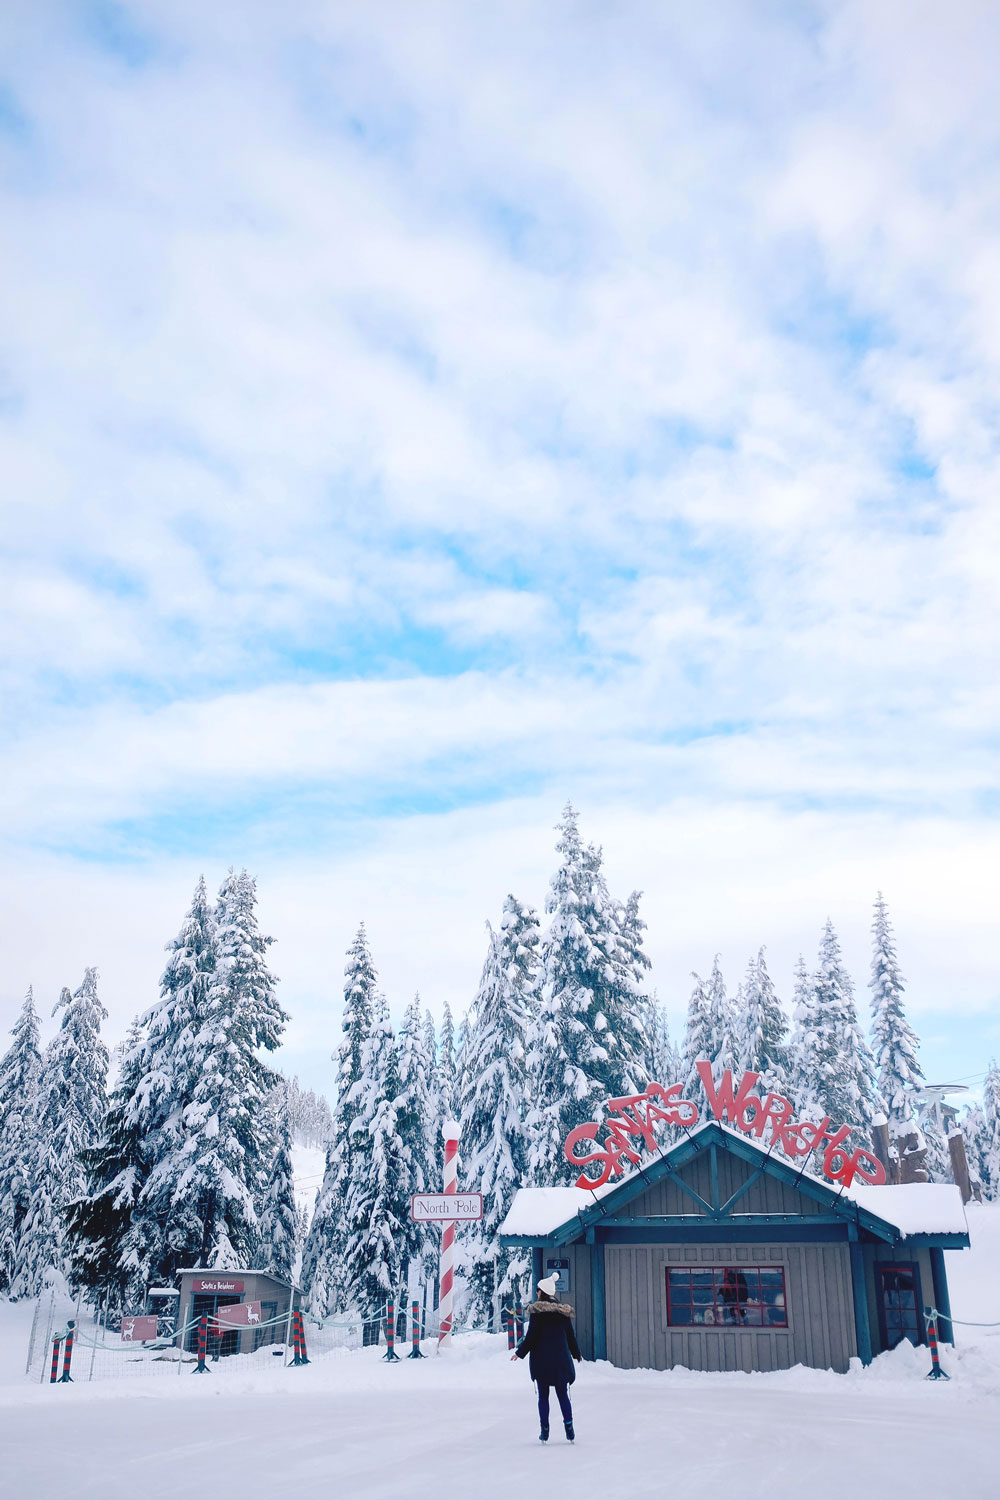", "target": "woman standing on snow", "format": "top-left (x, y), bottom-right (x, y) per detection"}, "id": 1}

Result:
top-left (512, 1274), bottom-right (582, 1443)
